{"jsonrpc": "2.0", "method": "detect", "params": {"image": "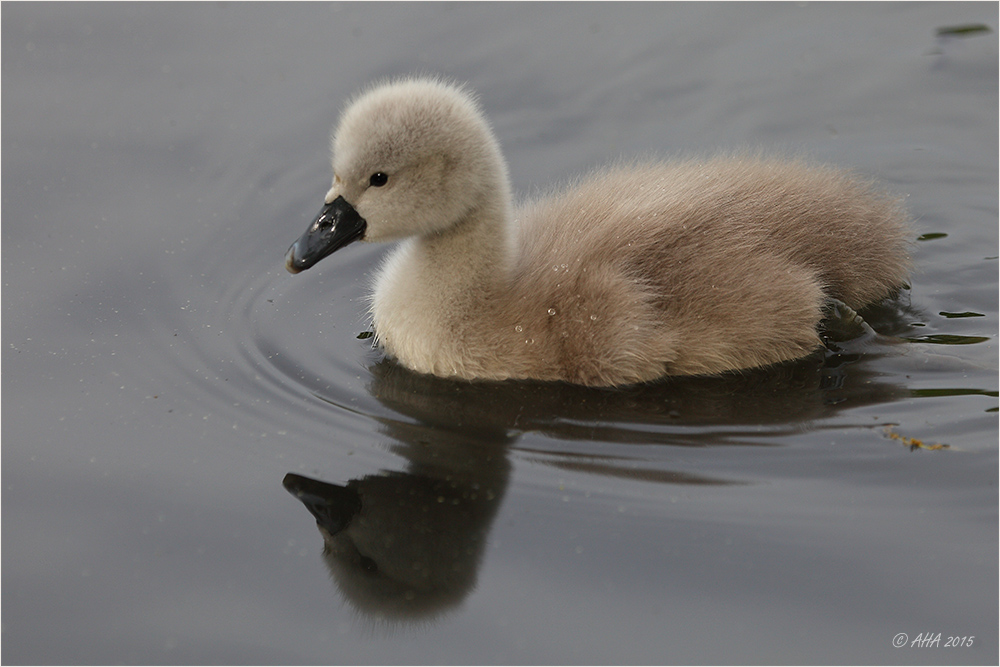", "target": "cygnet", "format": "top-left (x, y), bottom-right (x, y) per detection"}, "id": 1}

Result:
top-left (286, 77), bottom-right (910, 387)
